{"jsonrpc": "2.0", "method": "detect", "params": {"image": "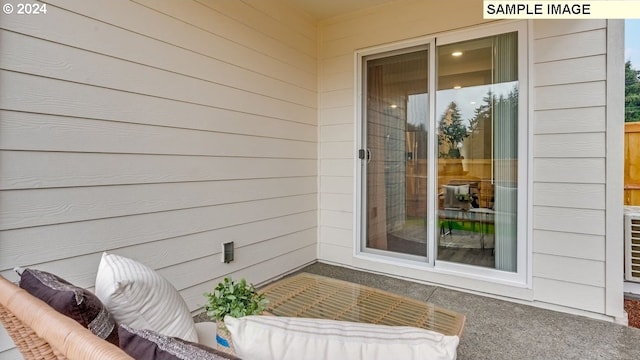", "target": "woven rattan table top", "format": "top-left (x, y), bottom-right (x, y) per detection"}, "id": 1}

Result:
top-left (259, 273), bottom-right (465, 337)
